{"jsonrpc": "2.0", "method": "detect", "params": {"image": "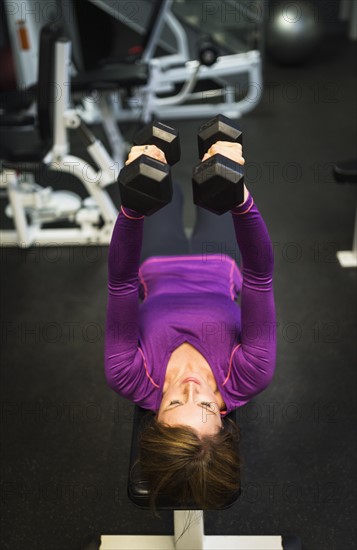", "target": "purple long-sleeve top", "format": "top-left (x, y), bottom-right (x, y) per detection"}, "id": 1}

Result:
top-left (104, 193), bottom-right (276, 417)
